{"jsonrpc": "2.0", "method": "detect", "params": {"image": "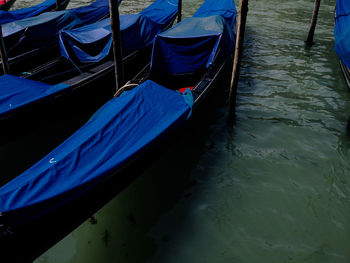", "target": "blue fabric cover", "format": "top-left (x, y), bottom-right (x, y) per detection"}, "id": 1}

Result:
top-left (2, 0), bottom-right (119, 57)
top-left (0, 74), bottom-right (70, 118)
top-left (59, 0), bottom-right (178, 63)
top-left (193, 0), bottom-right (236, 27)
top-left (0, 80), bottom-right (192, 224)
top-left (150, 14), bottom-right (236, 77)
top-left (0, 0), bottom-right (65, 25)
top-left (335, 0), bottom-right (350, 68)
